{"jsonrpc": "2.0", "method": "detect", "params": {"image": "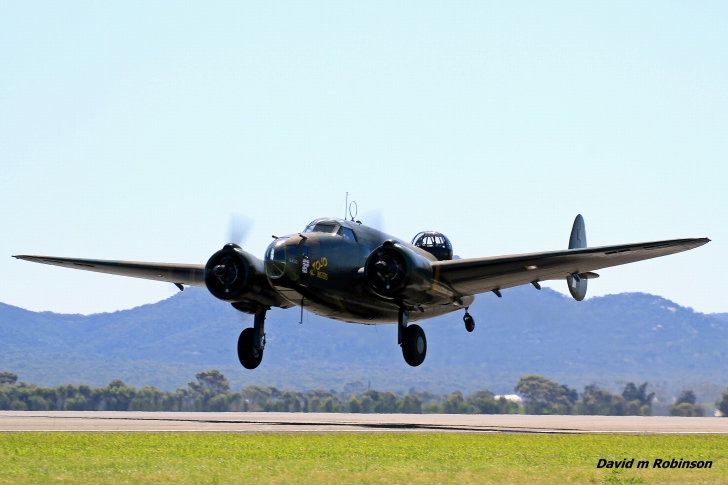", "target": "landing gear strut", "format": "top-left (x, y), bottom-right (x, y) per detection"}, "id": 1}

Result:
top-left (463, 309), bottom-right (475, 333)
top-left (399, 308), bottom-right (427, 366)
top-left (237, 307), bottom-right (267, 369)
